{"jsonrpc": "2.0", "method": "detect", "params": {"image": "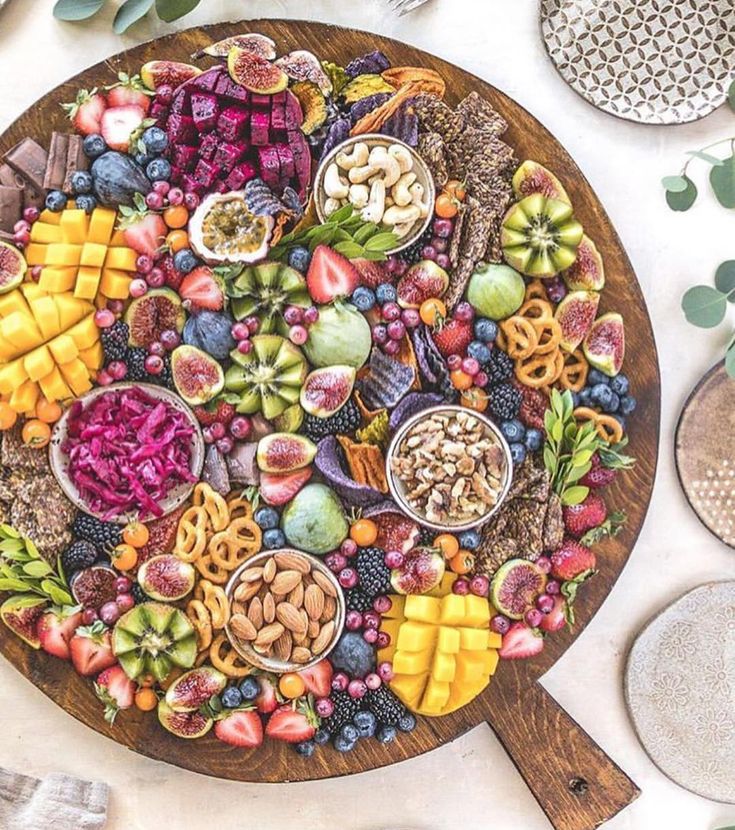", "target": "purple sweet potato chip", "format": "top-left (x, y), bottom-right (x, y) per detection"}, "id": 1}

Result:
top-left (315, 436), bottom-right (385, 507)
top-left (388, 392), bottom-right (444, 433)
